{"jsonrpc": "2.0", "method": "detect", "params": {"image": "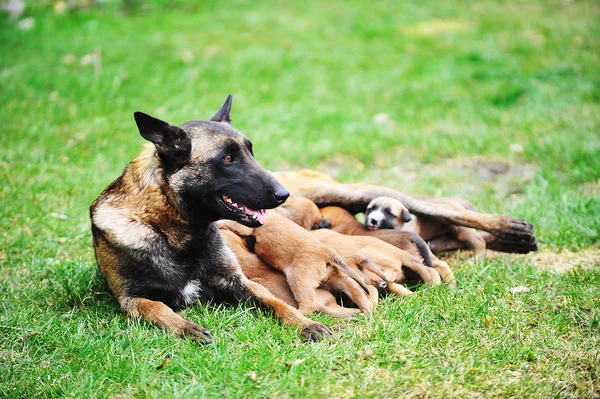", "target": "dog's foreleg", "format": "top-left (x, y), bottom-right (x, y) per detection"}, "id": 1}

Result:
top-left (119, 297), bottom-right (212, 344)
top-left (241, 278), bottom-right (332, 341)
